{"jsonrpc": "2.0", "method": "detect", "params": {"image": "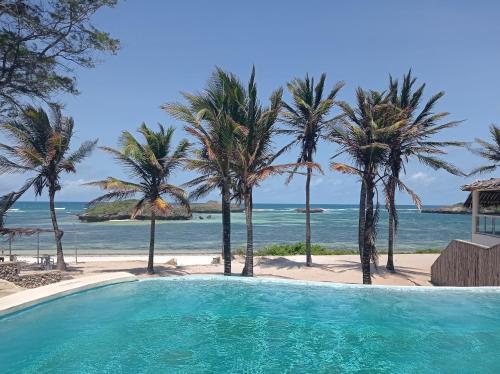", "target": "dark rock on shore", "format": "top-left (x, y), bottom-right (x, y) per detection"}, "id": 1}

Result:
top-left (295, 208), bottom-right (325, 213)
